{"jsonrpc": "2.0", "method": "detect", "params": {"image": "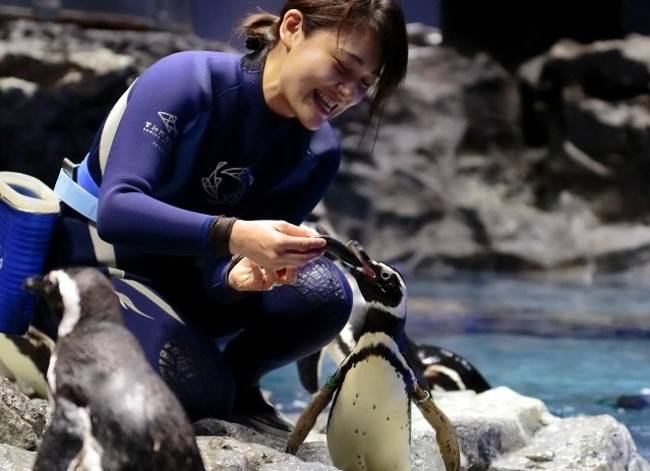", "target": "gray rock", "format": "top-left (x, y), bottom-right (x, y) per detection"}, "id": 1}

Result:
top-left (0, 444), bottom-right (35, 471)
top-left (3, 376), bottom-right (647, 471)
top-left (0, 377), bottom-right (49, 451)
